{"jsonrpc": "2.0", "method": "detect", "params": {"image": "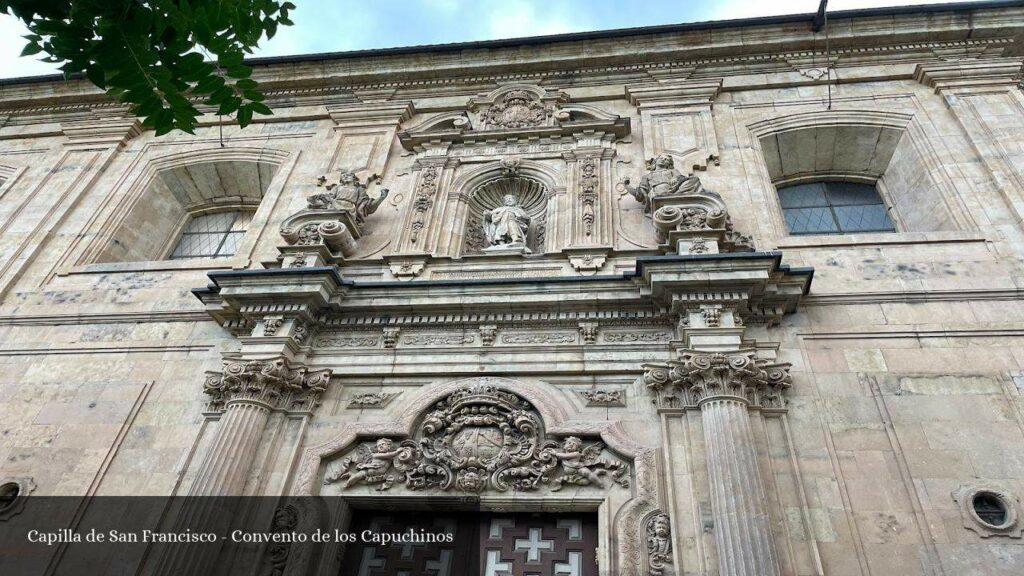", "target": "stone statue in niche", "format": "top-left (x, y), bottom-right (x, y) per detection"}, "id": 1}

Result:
top-left (483, 194), bottom-right (531, 252)
top-left (622, 154), bottom-right (705, 212)
top-left (311, 170), bottom-right (389, 224)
